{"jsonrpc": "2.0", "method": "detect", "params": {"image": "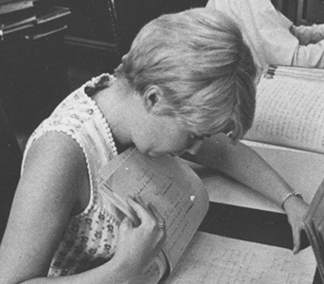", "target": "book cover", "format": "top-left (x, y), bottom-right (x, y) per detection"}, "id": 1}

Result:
top-left (0, 0), bottom-right (34, 15)
top-left (29, 6), bottom-right (71, 40)
top-left (303, 178), bottom-right (324, 283)
top-left (98, 147), bottom-right (209, 283)
top-left (0, 6), bottom-right (36, 36)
